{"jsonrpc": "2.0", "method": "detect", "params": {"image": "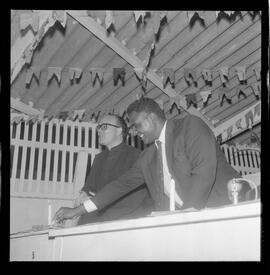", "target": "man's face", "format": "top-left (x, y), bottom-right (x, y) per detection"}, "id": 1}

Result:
top-left (97, 115), bottom-right (121, 147)
top-left (129, 111), bottom-right (157, 144)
